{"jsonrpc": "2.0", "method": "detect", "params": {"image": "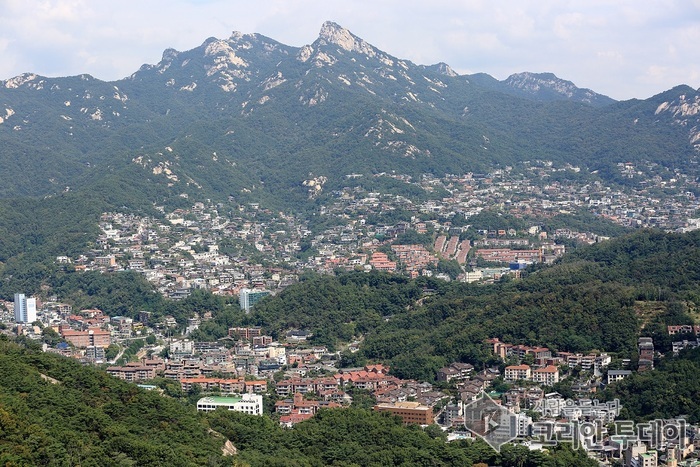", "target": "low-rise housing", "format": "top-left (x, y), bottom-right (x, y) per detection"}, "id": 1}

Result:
top-left (504, 364), bottom-right (531, 382)
top-left (532, 365), bottom-right (560, 386)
